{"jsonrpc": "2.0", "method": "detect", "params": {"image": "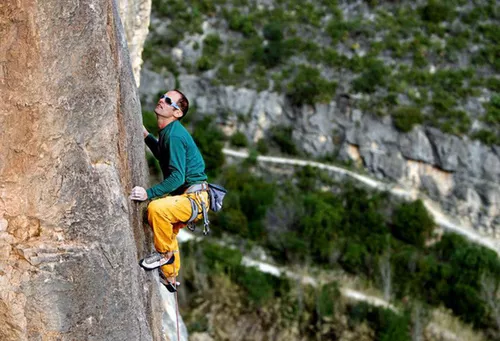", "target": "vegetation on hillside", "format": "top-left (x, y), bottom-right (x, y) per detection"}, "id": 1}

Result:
top-left (145, 118), bottom-right (500, 340)
top-left (147, 0), bottom-right (499, 145)
top-left (142, 1), bottom-right (500, 338)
